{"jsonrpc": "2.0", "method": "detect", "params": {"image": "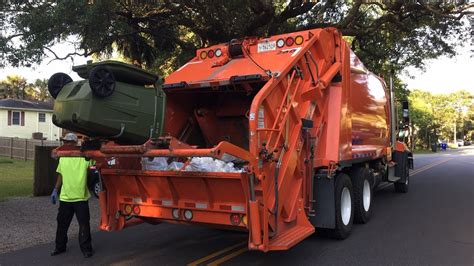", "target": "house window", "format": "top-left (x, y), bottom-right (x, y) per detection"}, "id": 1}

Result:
top-left (39, 113), bottom-right (46, 122)
top-left (12, 111), bottom-right (20, 125)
